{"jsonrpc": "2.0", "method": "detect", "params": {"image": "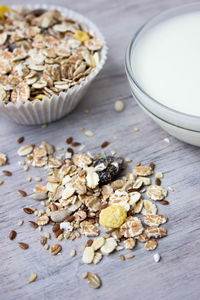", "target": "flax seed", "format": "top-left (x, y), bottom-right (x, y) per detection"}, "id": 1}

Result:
top-left (29, 221), bottom-right (38, 229)
top-left (17, 136), bottom-right (24, 144)
top-left (9, 230), bottom-right (17, 240)
top-left (66, 137), bottom-right (73, 144)
top-left (18, 190), bottom-right (27, 197)
top-left (101, 141), bottom-right (109, 148)
top-left (3, 170), bottom-right (12, 176)
top-left (18, 242), bottom-right (29, 250)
